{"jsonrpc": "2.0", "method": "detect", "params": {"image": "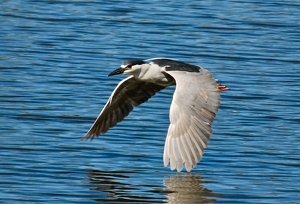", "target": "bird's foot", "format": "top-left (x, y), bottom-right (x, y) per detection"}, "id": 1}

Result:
top-left (217, 84), bottom-right (230, 91)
